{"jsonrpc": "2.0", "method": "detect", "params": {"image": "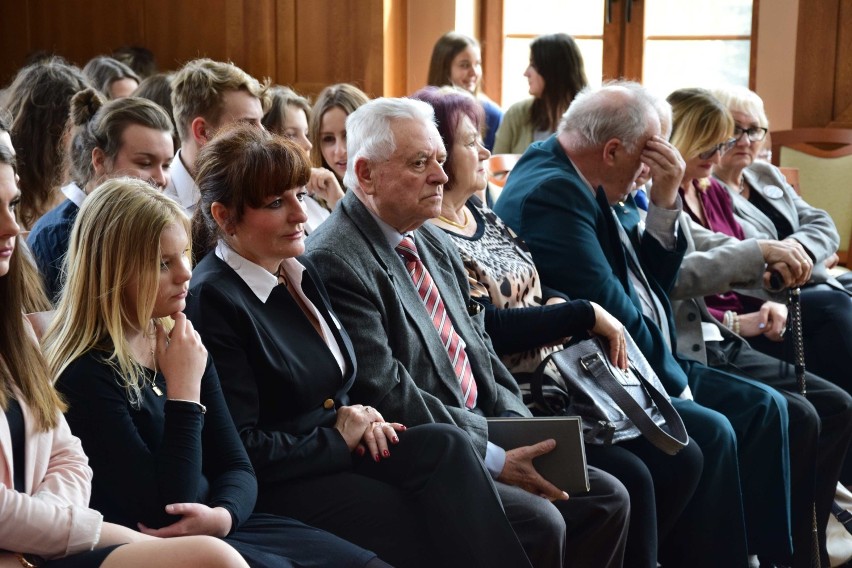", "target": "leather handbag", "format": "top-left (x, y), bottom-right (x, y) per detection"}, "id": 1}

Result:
top-left (527, 334), bottom-right (688, 455)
